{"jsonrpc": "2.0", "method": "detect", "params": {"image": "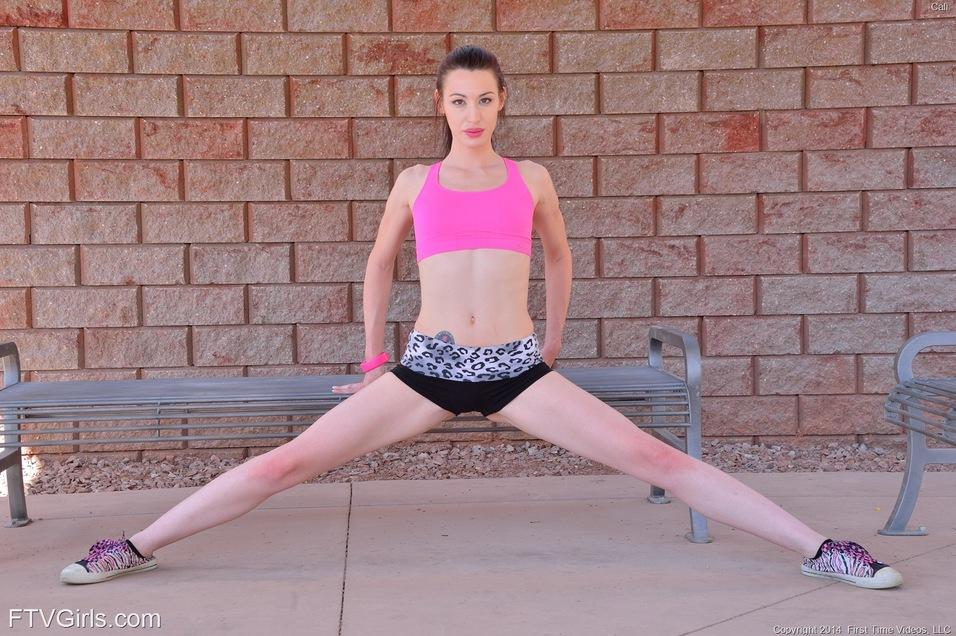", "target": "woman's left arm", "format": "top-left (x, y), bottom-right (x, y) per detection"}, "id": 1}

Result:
top-left (530, 163), bottom-right (572, 367)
